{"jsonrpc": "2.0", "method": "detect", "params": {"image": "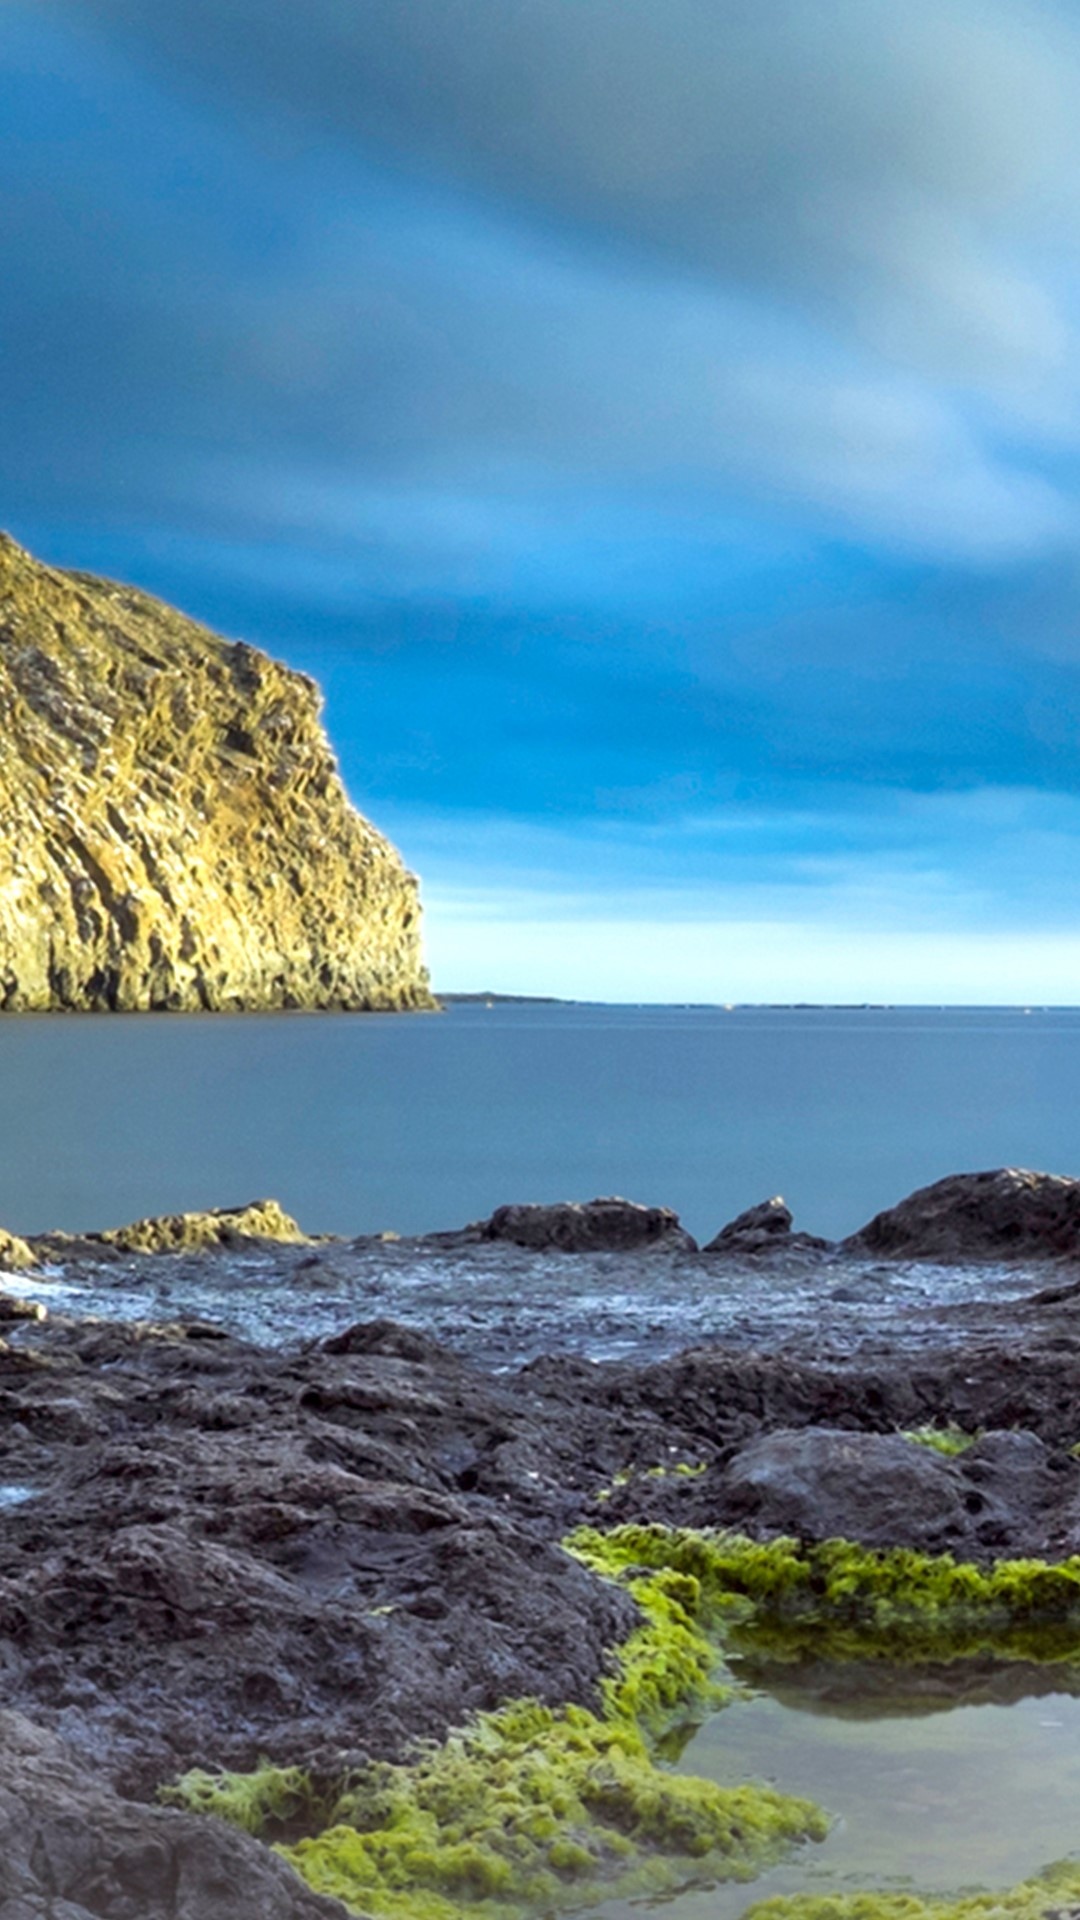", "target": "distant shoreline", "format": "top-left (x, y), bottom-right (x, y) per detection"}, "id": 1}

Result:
top-left (436, 993), bottom-right (1074, 1011)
